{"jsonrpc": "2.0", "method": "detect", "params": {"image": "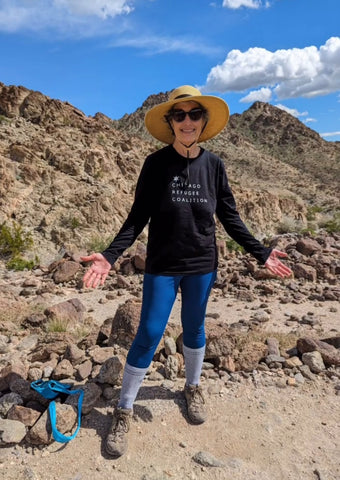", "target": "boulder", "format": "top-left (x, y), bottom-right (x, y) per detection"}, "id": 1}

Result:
top-left (88, 346), bottom-right (115, 364)
top-left (65, 382), bottom-right (102, 415)
top-left (96, 355), bottom-right (125, 385)
top-left (44, 299), bottom-right (86, 329)
top-left (164, 336), bottom-right (177, 356)
top-left (53, 261), bottom-right (80, 284)
top-left (302, 351), bottom-right (326, 373)
top-left (26, 403), bottom-right (77, 445)
top-left (10, 378), bottom-right (49, 405)
top-left (266, 337), bottom-right (281, 356)
top-left (108, 299), bottom-right (142, 348)
top-left (236, 341), bottom-right (268, 372)
top-left (164, 355), bottom-right (180, 380)
top-left (0, 418), bottom-right (26, 445)
top-left (76, 360), bottom-right (93, 381)
top-left (52, 359), bottom-right (74, 380)
top-left (0, 361), bottom-right (28, 392)
top-left (0, 392), bottom-right (23, 417)
top-left (296, 238), bottom-right (322, 256)
top-left (297, 336), bottom-right (340, 367)
top-left (292, 263), bottom-right (317, 281)
top-left (7, 405), bottom-right (41, 427)
top-left (63, 343), bottom-right (86, 365)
